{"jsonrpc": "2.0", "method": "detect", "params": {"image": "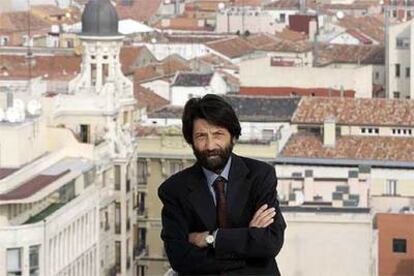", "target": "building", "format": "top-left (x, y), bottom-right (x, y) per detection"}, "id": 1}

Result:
top-left (135, 128), bottom-right (281, 275)
top-left (376, 212), bottom-right (414, 276)
top-left (239, 55), bottom-right (372, 97)
top-left (0, 0), bottom-right (141, 275)
top-left (387, 19), bottom-right (414, 99)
